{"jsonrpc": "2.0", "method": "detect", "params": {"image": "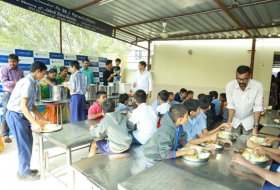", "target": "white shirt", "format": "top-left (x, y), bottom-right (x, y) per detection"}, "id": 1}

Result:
top-left (129, 103), bottom-right (157, 144)
top-left (226, 79), bottom-right (263, 131)
top-left (156, 102), bottom-right (171, 115)
top-left (133, 70), bottom-right (152, 93)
